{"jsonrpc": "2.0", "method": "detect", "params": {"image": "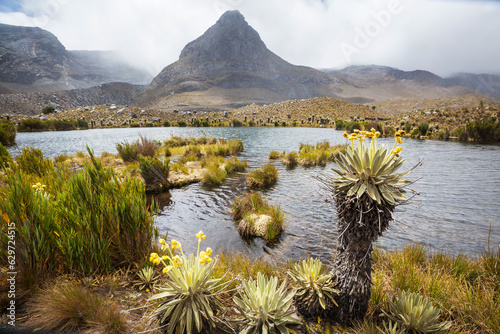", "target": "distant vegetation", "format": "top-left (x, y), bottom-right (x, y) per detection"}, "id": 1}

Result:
top-left (17, 118), bottom-right (88, 132)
